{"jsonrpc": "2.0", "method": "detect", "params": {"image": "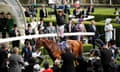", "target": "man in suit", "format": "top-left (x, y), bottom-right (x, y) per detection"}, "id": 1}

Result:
top-left (65, 18), bottom-right (76, 40)
top-left (21, 39), bottom-right (32, 62)
top-left (6, 13), bottom-right (14, 36)
top-left (0, 43), bottom-right (9, 72)
top-left (10, 24), bottom-right (20, 48)
top-left (0, 12), bottom-right (7, 38)
top-left (25, 24), bottom-right (35, 35)
top-left (39, 5), bottom-right (47, 18)
top-left (73, 7), bottom-right (82, 18)
top-left (88, 20), bottom-right (99, 48)
top-left (87, 4), bottom-right (94, 15)
top-left (37, 18), bottom-right (47, 34)
top-left (100, 44), bottom-right (115, 72)
top-left (47, 21), bottom-right (56, 41)
top-left (63, 0), bottom-right (70, 15)
top-left (25, 24), bottom-right (35, 46)
top-left (61, 48), bottom-right (75, 72)
top-left (81, 6), bottom-right (89, 18)
top-left (9, 47), bottom-right (24, 72)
